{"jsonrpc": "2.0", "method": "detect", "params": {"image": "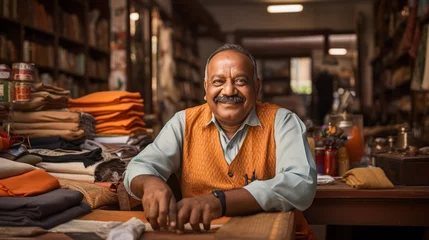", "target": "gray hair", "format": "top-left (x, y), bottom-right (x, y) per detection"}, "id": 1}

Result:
top-left (204, 43), bottom-right (258, 81)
